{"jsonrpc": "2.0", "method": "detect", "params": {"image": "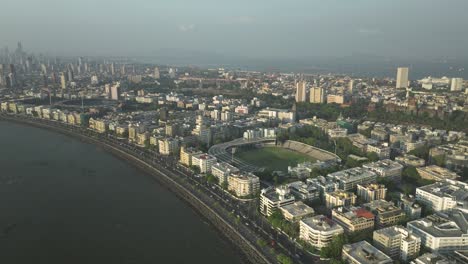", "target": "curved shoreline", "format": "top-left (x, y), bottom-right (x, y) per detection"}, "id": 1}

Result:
top-left (0, 115), bottom-right (272, 264)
